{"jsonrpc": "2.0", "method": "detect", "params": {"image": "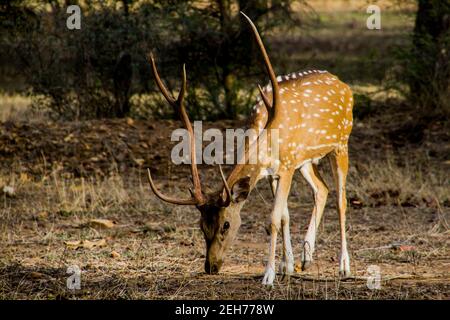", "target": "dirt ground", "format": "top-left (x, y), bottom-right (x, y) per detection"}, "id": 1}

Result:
top-left (0, 107), bottom-right (448, 300)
